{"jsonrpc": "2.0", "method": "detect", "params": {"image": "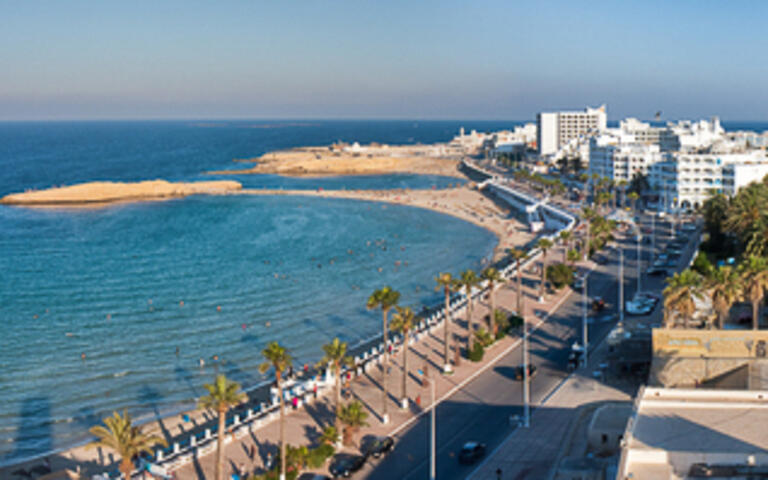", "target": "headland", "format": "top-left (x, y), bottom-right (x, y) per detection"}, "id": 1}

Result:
top-left (0, 180), bottom-right (243, 207)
